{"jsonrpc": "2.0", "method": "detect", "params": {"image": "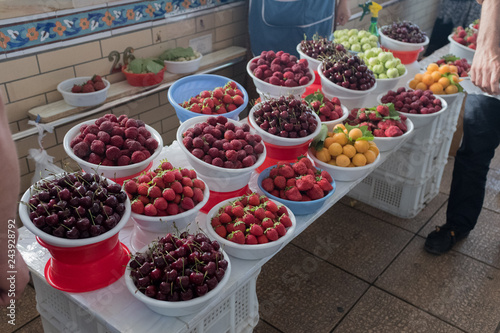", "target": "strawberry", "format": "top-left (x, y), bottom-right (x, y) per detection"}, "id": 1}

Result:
top-left (211, 216), bottom-right (221, 227)
top-left (274, 222), bottom-right (287, 237)
top-left (162, 171), bottom-right (176, 183)
top-left (124, 180), bottom-right (138, 194)
top-left (226, 103), bottom-right (237, 112)
top-left (254, 207), bottom-right (266, 221)
top-left (278, 164), bottom-right (294, 178)
top-left (243, 213), bottom-right (257, 226)
top-left (231, 205), bottom-right (244, 218)
top-left (321, 170), bottom-right (333, 183)
top-left (94, 81), bottom-right (106, 91)
top-left (271, 189), bottom-right (280, 198)
top-left (131, 199), bottom-right (144, 214)
top-left (301, 194), bottom-right (312, 201)
top-left (306, 184), bottom-right (324, 200)
top-left (245, 234), bottom-right (258, 244)
top-left (214, 225), bottom-right (227, 238)
top-left (269, 168), bottom-right (279, 178)
top-left (317, 178), bottom-right (333, 192)
top-left (92, 74), bottom-right (103, 83)
top-left (296, 175), bottom-right (315, 191)
top-left (292, 161), bottom-right (308, 175)
top-left (257, 234), bottom-right (269, 244)
top-left (82, 83), bottom-right (95, 93)
top-left (285, 186), bottom-right (302, 201)
top-left (264, 210), bottom-right (275, 219)
top-left (160, 161), bottom-right (173, 170)
top-left (166, 203), bottom-right (179, 215)
top-left (144, 203), bottom-right (157, 216)
top-left (276, 205), bottom-right (288, 217)
top-left (219, 212), bottom-right (232, 224)
top-left (137, 195), bottom-right (149, 205)
top-left (224, 205), bottom-right (233, 216)
top-left (279, 214), bottom-right (293, 228)
top-left (193, 179), bottom-right (205, 190)
top-left (148, 185), bottom-right (162, 199)
top-left (286, 178), bottom-right (296, 187)
top-left (248, 193), bottom-right (260, 206)
top-left (137, 183), bottom-right (149, 196)
top-left (171, 181), bottom-right (183, 194)
top-left (226, 222), bottom-right (235, 233)
top-left (261, 217), bottom-right (274, 230)
top-left (180, 197), bottom-right (195, 210)
top-left (265, 200), bottom-right (279, 213)
top-left (183, 186), bottom-right (194, 198)
top-left (162, 188), bottom-right (176, 201)
top-left (181, 177), bottom-right (193, 187)
top-left (212, 88), bottom-right (224, 99)
top-left (261, 177), bottom-right (275, 192)
top-left (137, 174), bottom-right (151, 183)
top-left (193, 187), bottom-right (204, 203)
top-left (152, 176), bottom-right (165, 189)
top-left (71, 84), bottom-right (82, 93)
top-left (233, 220), bottom-right (246, 233)
top-left (222, 94), bottom-right (233, 104)
top-left (273, 175), bottom-right (286, 189)
top-left (227, 230), bottom-right (245, 244)
top-left (153, 197), bottom-right (168, 210)
top-left (249, 224), bottom-right (263, 236)
top-left (298, 156), bottom-right (313, 169)
top-left (264, 228), bottom-right (279, 241)
top-left (156, 209), bottom-right (167, 216)
top-left (233, 95), bottom-right (244, 106)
